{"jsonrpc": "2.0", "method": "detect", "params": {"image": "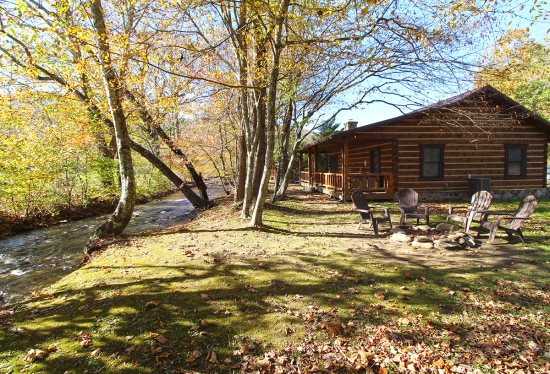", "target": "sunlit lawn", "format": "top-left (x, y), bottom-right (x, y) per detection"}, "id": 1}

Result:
top-left (0, 187), bottom-right (548, 373)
